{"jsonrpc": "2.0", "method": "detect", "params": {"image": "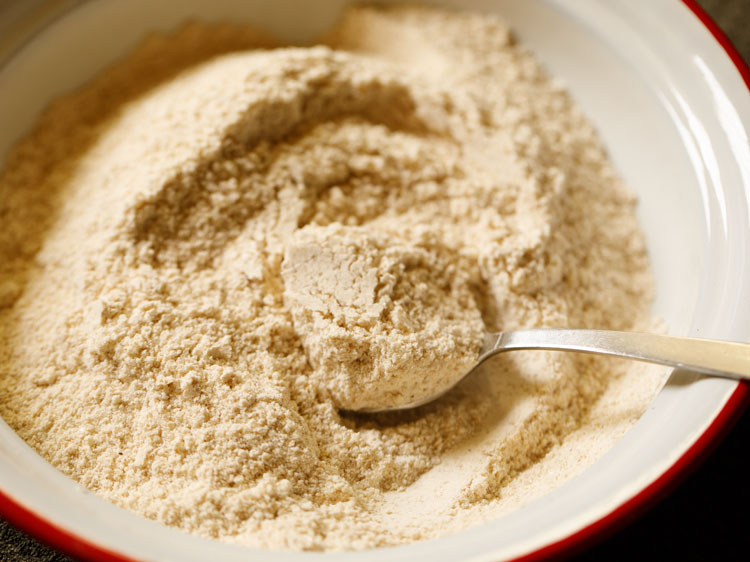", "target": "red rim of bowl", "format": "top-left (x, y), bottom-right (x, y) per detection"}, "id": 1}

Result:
top-left (1, 1), bottom-right (749, 561)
